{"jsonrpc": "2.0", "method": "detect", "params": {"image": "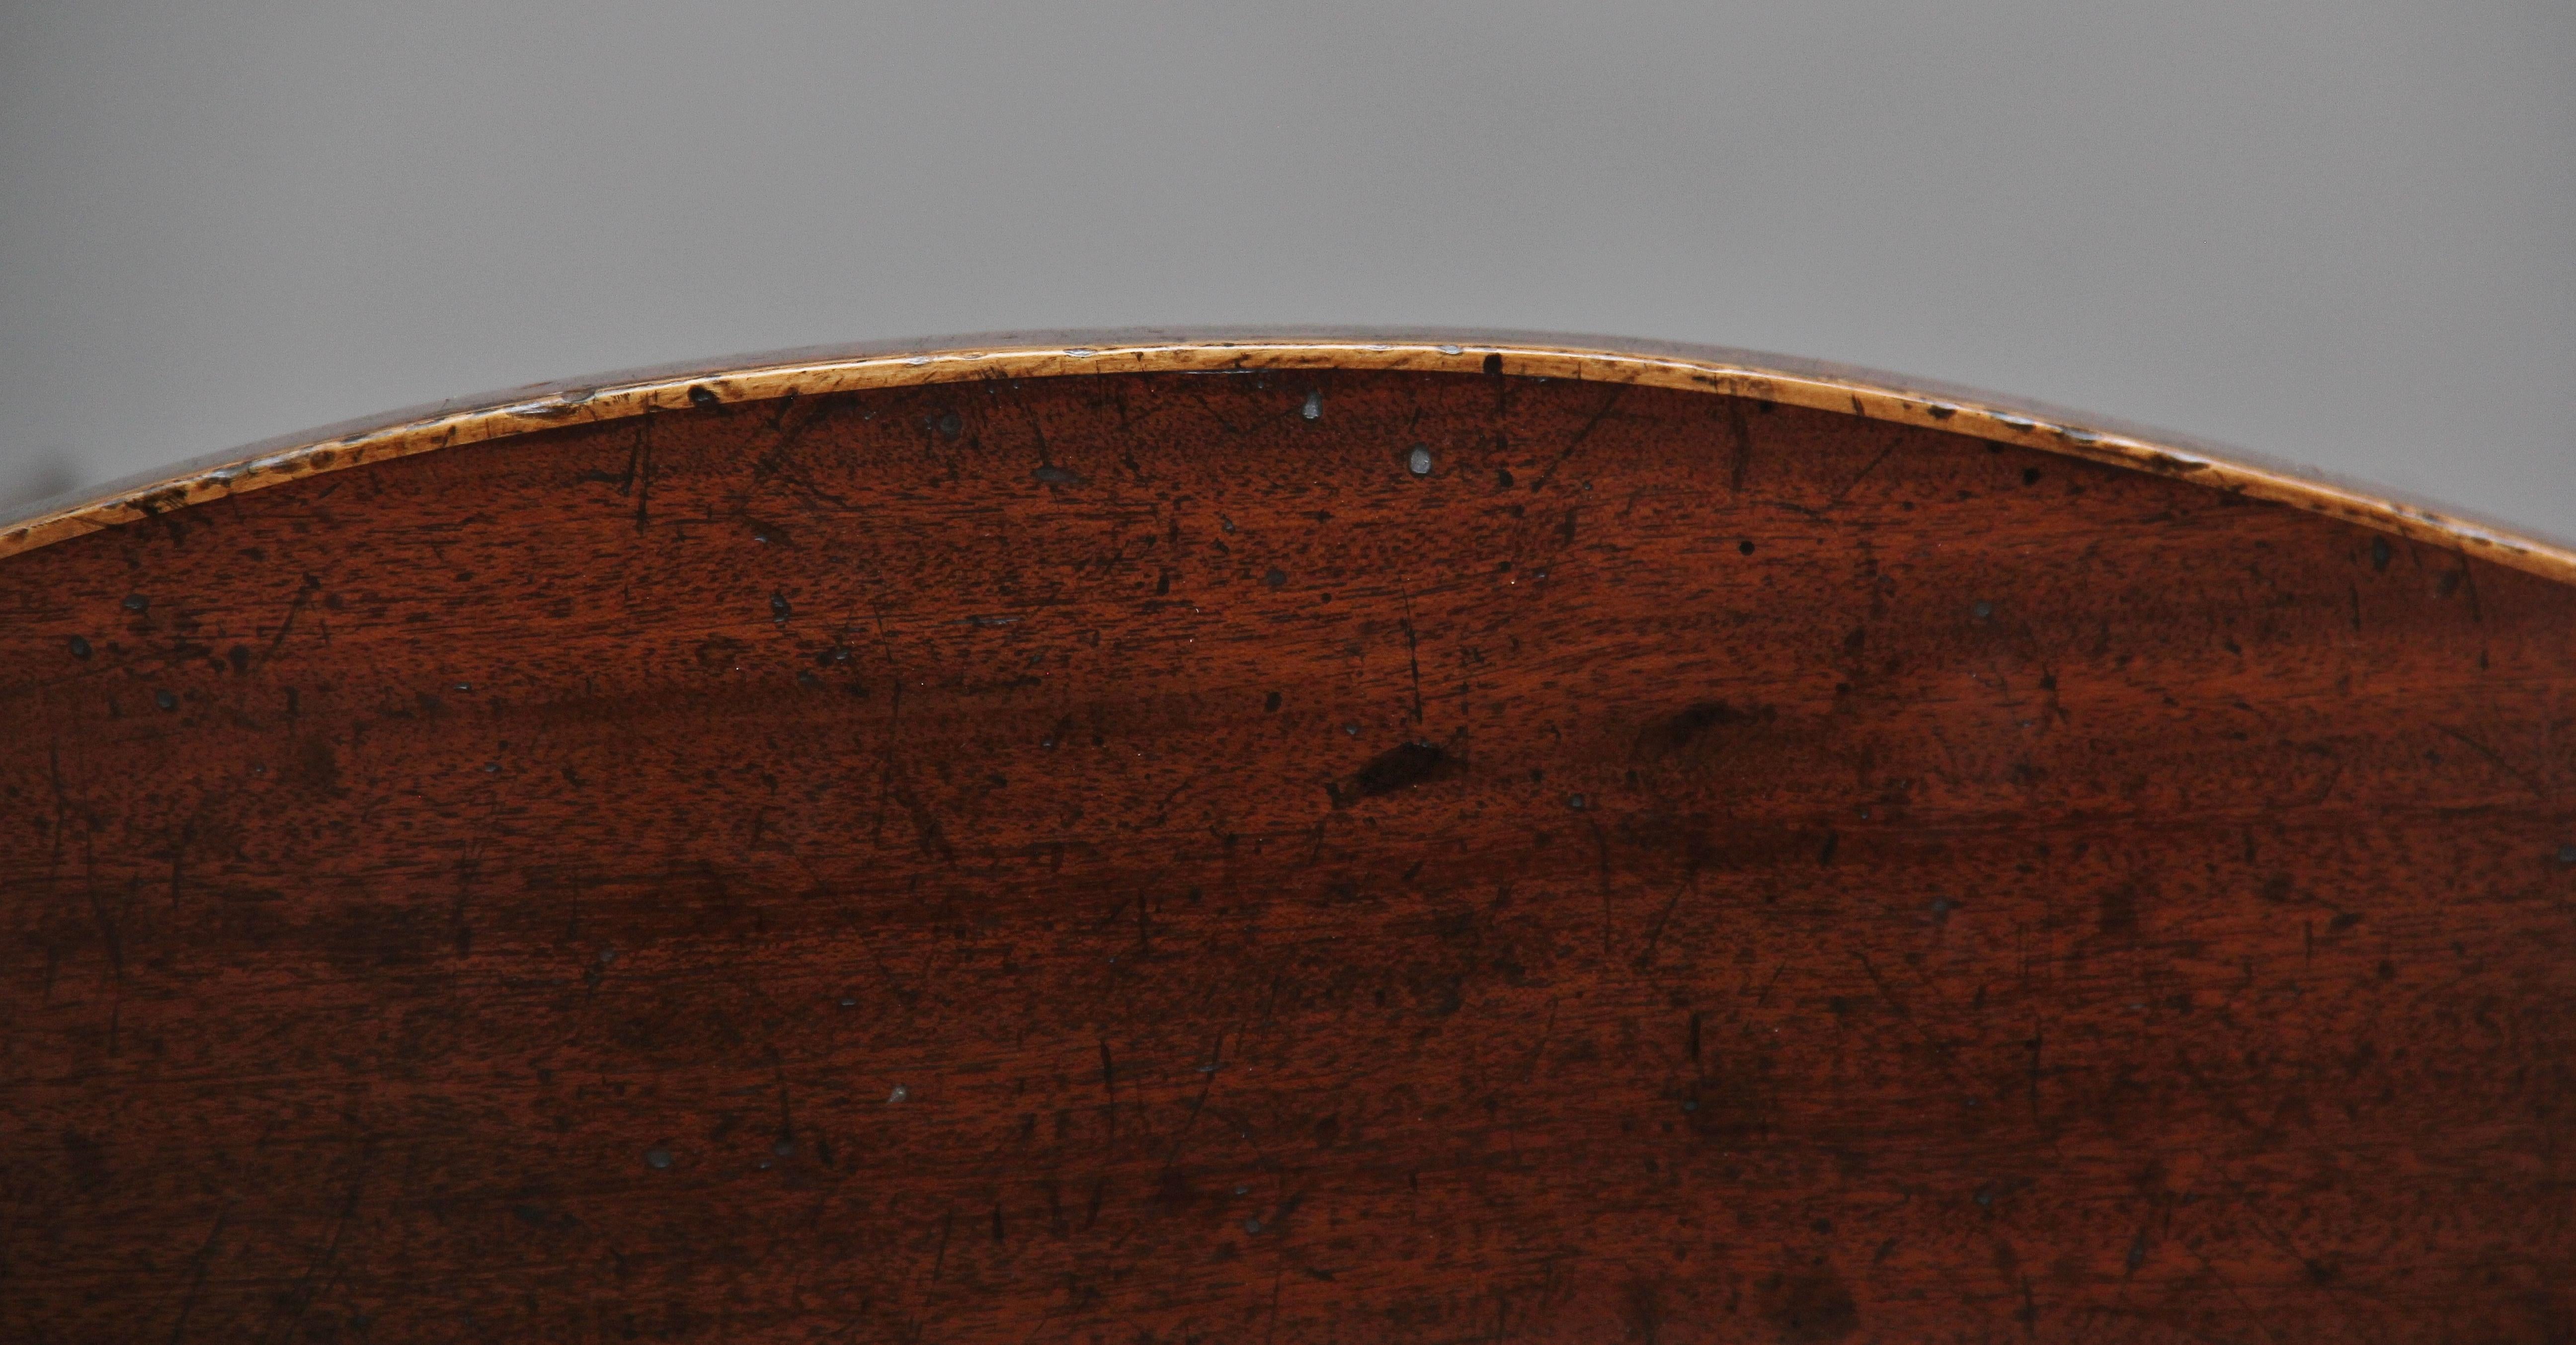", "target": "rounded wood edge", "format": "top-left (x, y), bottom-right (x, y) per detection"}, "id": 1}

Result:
top-left (6, 334), bottom-right (2571, 587)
